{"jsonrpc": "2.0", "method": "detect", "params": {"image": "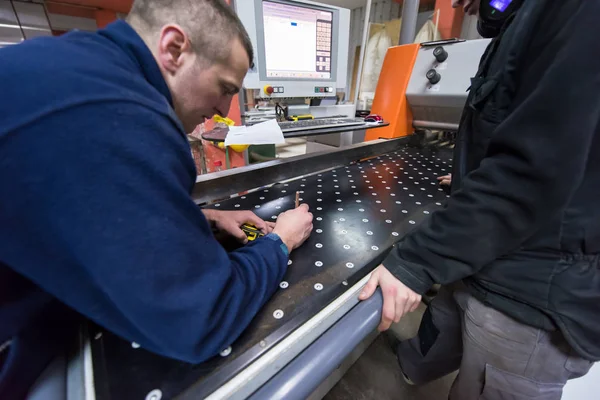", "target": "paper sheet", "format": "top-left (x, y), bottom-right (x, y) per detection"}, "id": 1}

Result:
top-left (224, 119), bottom-right (285, 146)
